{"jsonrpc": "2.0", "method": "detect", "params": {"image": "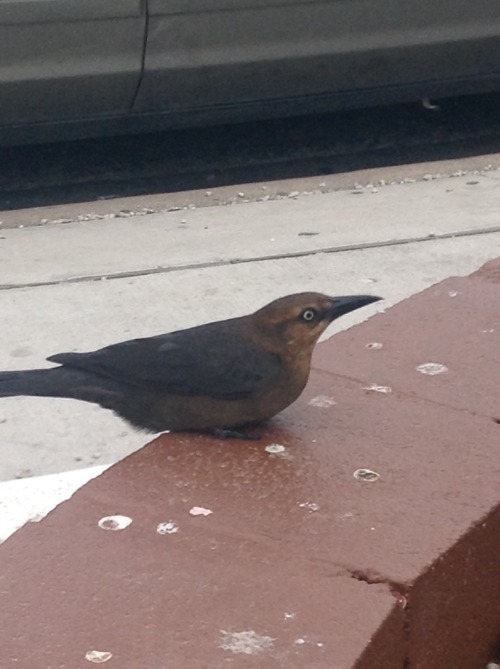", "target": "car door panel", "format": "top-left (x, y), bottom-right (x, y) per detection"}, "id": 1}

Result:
top-left (0, 0), bottom-right (146, 125)
top-left (133, 0), bottom-right (500, 113)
